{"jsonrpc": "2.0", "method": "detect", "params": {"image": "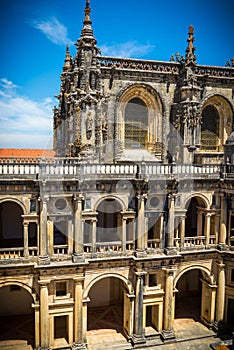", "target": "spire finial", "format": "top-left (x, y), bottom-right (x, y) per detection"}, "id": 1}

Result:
top-left (185, 25), bottom-right (196, 64)
top-left (63, 45), bottom-right (72, 71)
top-left (84, 0), bottom-right (91, 25)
